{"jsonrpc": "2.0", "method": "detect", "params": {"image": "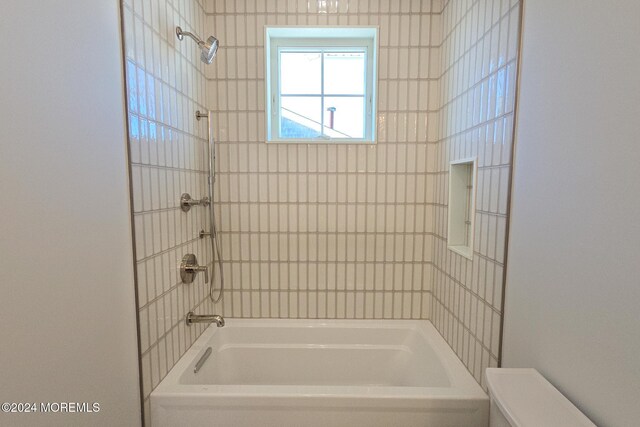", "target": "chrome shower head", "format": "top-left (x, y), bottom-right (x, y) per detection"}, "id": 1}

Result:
top-left (201, 36), bottom-right (219, 64)
top-left (176, 26), bottom-right (219, 64)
